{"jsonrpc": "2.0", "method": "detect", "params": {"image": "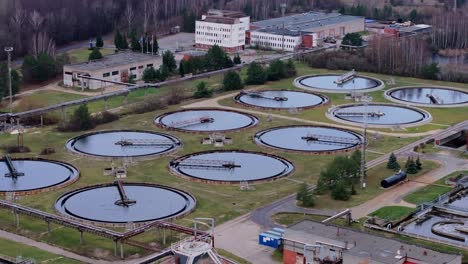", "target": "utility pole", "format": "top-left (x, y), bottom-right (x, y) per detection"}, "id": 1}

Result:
top-left (360, 95), bottom-right (371, 189)
top-left (282, 22), bottom-right (285, 54)
top-left (4, 47), bottom-right (14, 114)
top-left (454, 0), bottom-right (457, 11)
